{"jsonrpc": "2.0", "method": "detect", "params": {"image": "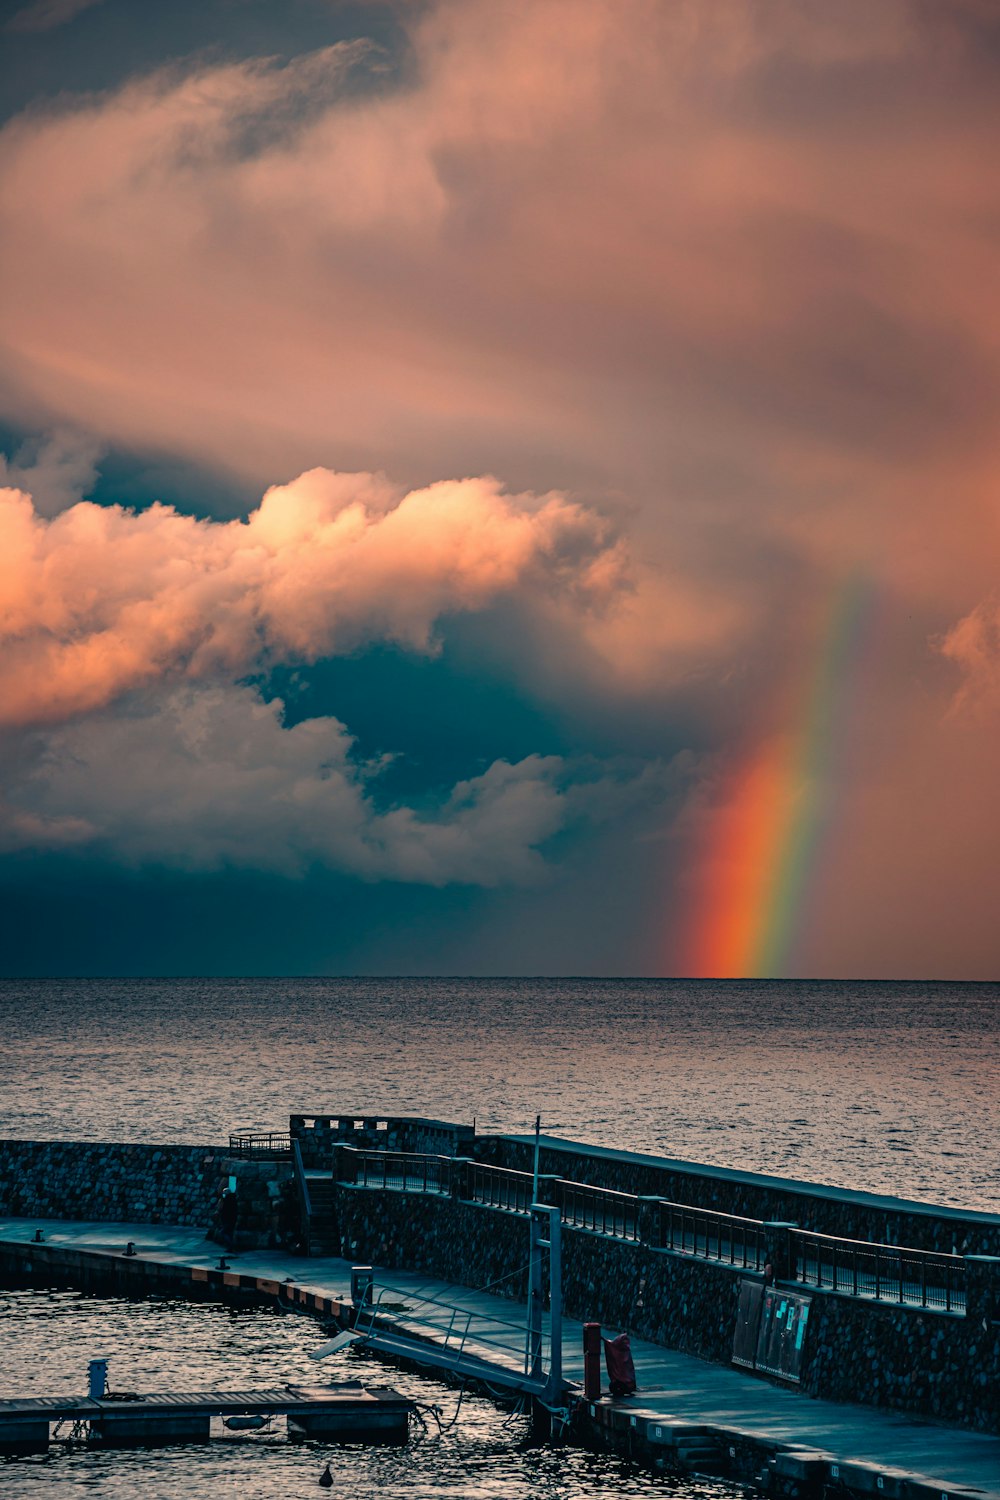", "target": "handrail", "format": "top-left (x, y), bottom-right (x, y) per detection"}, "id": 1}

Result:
top-left (332, 1147), bottom-right (968, 1312)
top-left (653, 1197), bottom-right (767, 1269)
top-left (656, 1197), bottom-right (766, 1230)
top-left (356, 1280), bottom-right (550, 1376)
top-left (229, 1131), bottom-right (292, 1158)
top-left (791, 1225), bottom-right (963, 1256)
top-left (338, 1145), bottom-right (452, 1194)
top-left (464, 1161), bottom-right (534, 1213)
top-left (557, 1178), bottom-right (641, 1241)
top-left (292, 1136), bottom-right (312, 1220)
top-left (790, 1227), bottom-right (965, 1312)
